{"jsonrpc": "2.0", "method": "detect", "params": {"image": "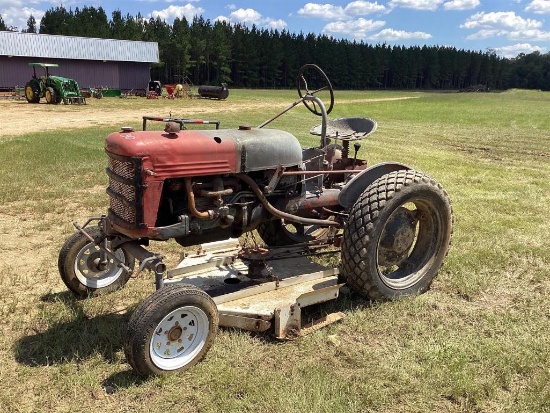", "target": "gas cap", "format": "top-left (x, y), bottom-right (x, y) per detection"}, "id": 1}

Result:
top-left (164, 122), bottom-right (180, 134)
top-left (120, 126), bottom-right (134, 132)
top-left (238, 124), bottom-right (251, 130)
